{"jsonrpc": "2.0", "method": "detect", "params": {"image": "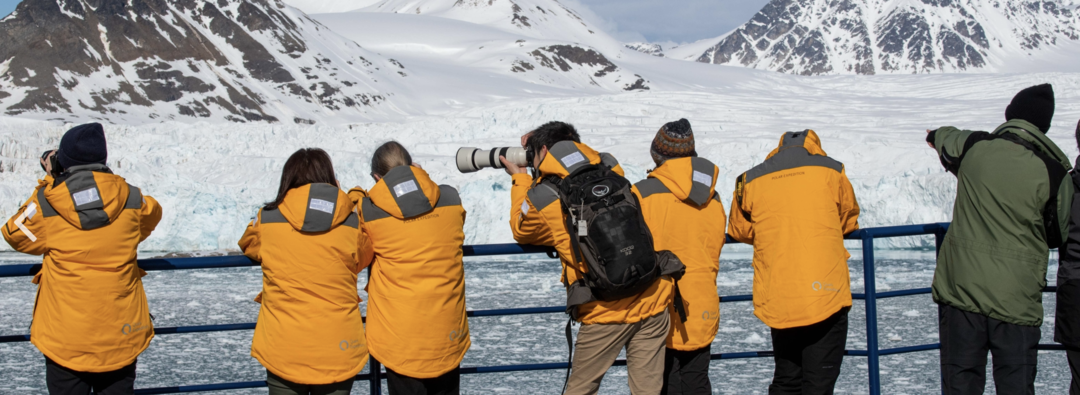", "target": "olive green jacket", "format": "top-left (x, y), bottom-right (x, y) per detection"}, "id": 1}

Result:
top-left (931, 119), bottom-right (1073, 326)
